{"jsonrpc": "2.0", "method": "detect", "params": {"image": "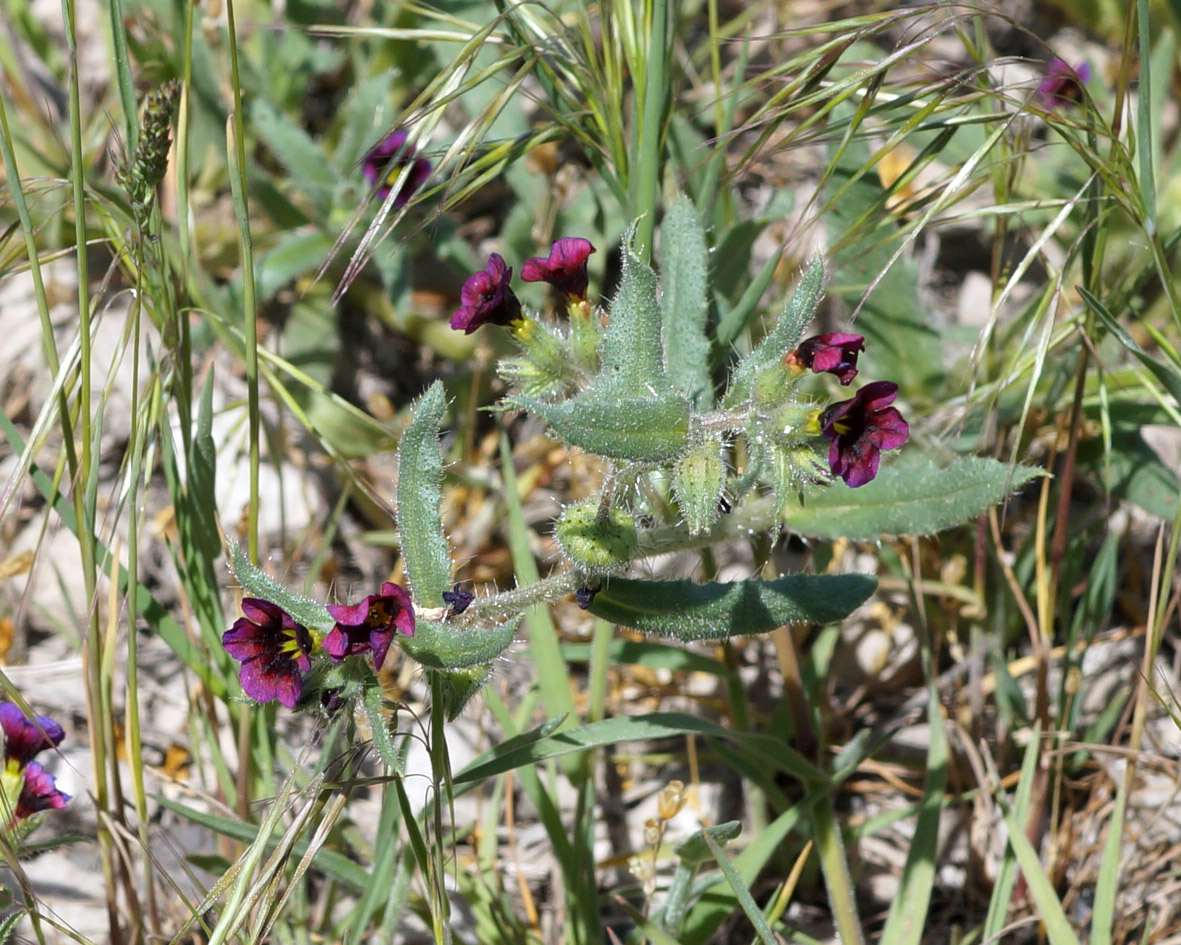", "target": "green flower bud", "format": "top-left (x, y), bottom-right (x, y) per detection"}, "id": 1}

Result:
top-left (431, 665), bottom-right (494, 721)
top-left (770, 442), bottom-right (829, 519)
top-left (773, 401), bottom-right (821, 447)
top-left (673, 439), bottom-right (726, 535)
top-left (555, 497), bottom-right (638, 572)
